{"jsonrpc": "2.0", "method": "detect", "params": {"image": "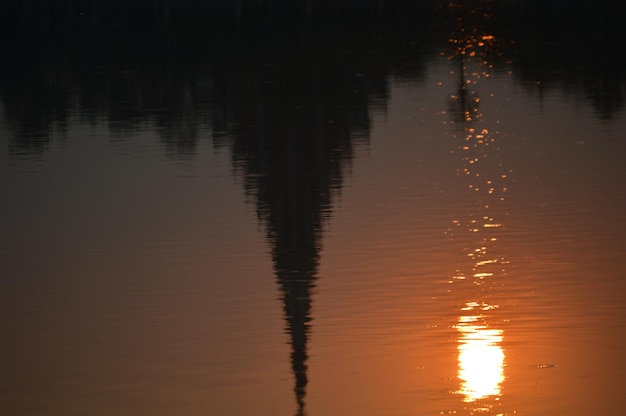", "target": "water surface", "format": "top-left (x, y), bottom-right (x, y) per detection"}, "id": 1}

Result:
top-left (2, 1), bottom-right (626, 415)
